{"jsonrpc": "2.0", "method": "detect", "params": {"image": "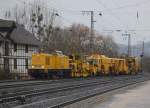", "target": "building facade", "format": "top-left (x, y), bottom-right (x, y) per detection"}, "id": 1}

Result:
top-left (0, 19), bottom-right (41, 78)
